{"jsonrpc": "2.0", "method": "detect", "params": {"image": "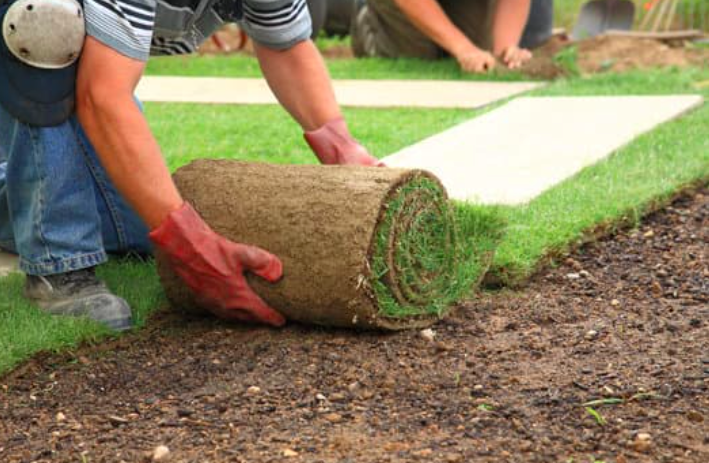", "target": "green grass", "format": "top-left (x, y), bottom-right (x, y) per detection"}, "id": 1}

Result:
top-left (1, 66), bottom-right (708, 375)
top-left (146, 53), bottom-right (533, 81)
top-left (0, 260), bottom-right (163, 374)
top-left (369, 177), bottom-right (503, 319)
